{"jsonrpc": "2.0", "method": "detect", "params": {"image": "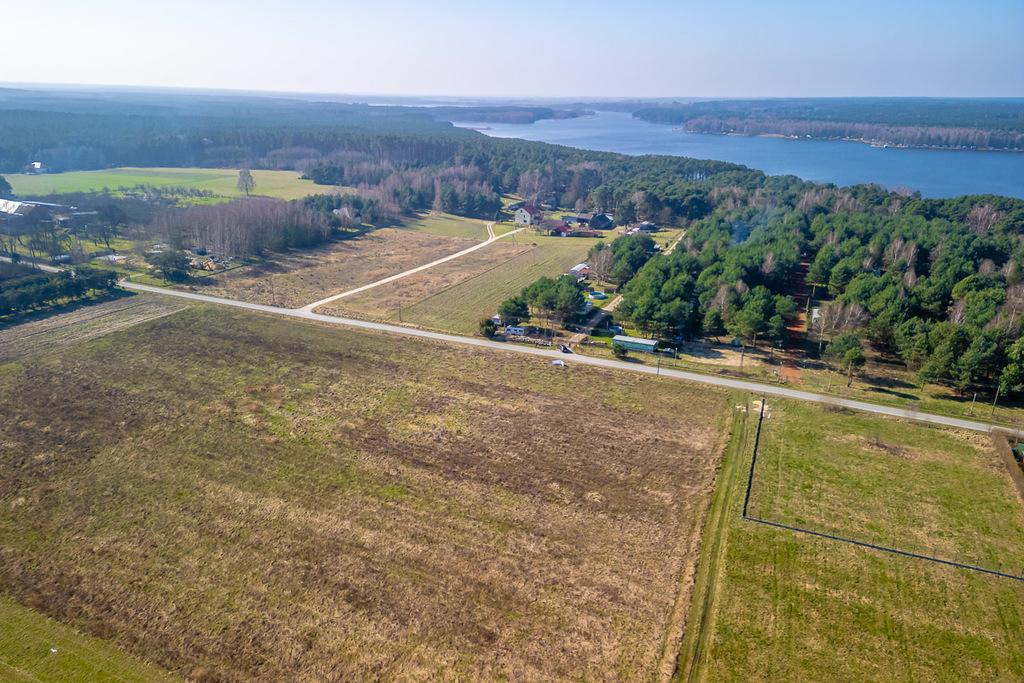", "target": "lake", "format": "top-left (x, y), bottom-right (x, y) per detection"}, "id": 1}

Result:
top-left (458, 111), bottom-right (1024, 199)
